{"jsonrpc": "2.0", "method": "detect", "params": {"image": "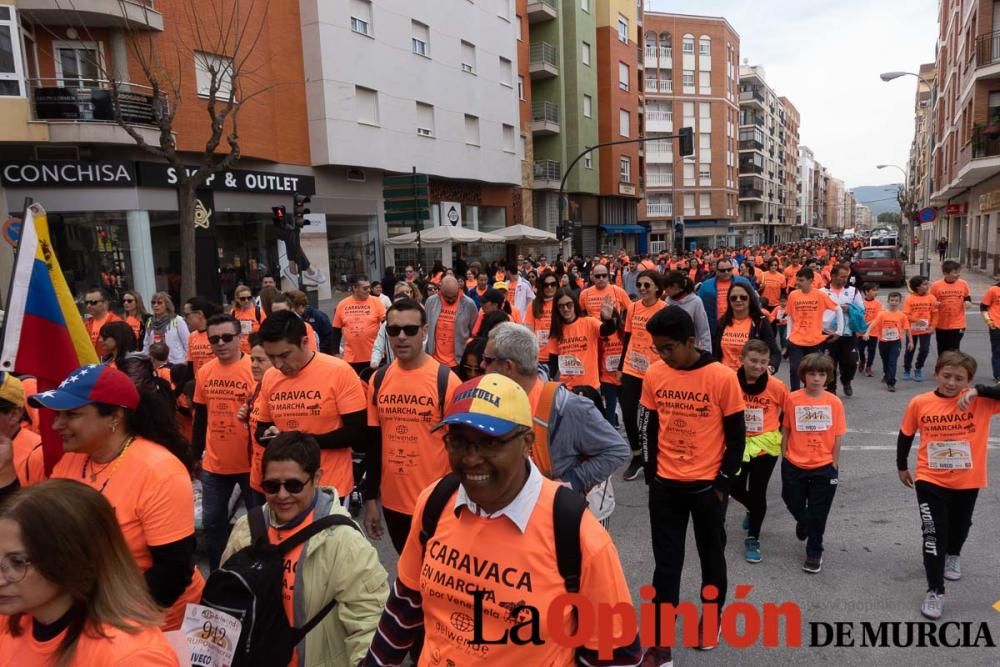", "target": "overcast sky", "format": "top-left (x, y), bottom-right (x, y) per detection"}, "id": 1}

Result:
top-left (645, 0), bottom-right (939, 191)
